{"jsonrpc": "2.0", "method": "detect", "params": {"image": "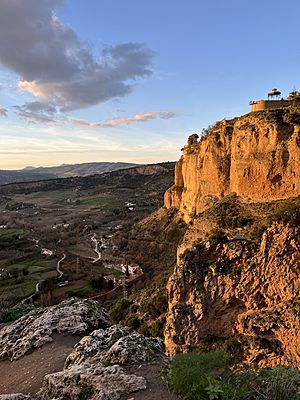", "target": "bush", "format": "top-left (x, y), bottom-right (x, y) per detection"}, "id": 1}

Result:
top-left (164, 350), bottom-right (229, 400)
top-left (125, 316), bottom-right (141, 330)
top-left (268, 201), bottom-right (300, 226)
top-left (256, 366), bottom-right (300, 400)
top-left (110, 298), bottom-right (131, 323)
top-left (90, 275), bottom-right (105, 291)
top-left (150, 318), bottom-right (165, 337)
top-left (164, 350), bottom-right (300, 400)
top-left (1, 304), bottom-right (35, 323)
top-left (209, 229), bottom-right (228, 246)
